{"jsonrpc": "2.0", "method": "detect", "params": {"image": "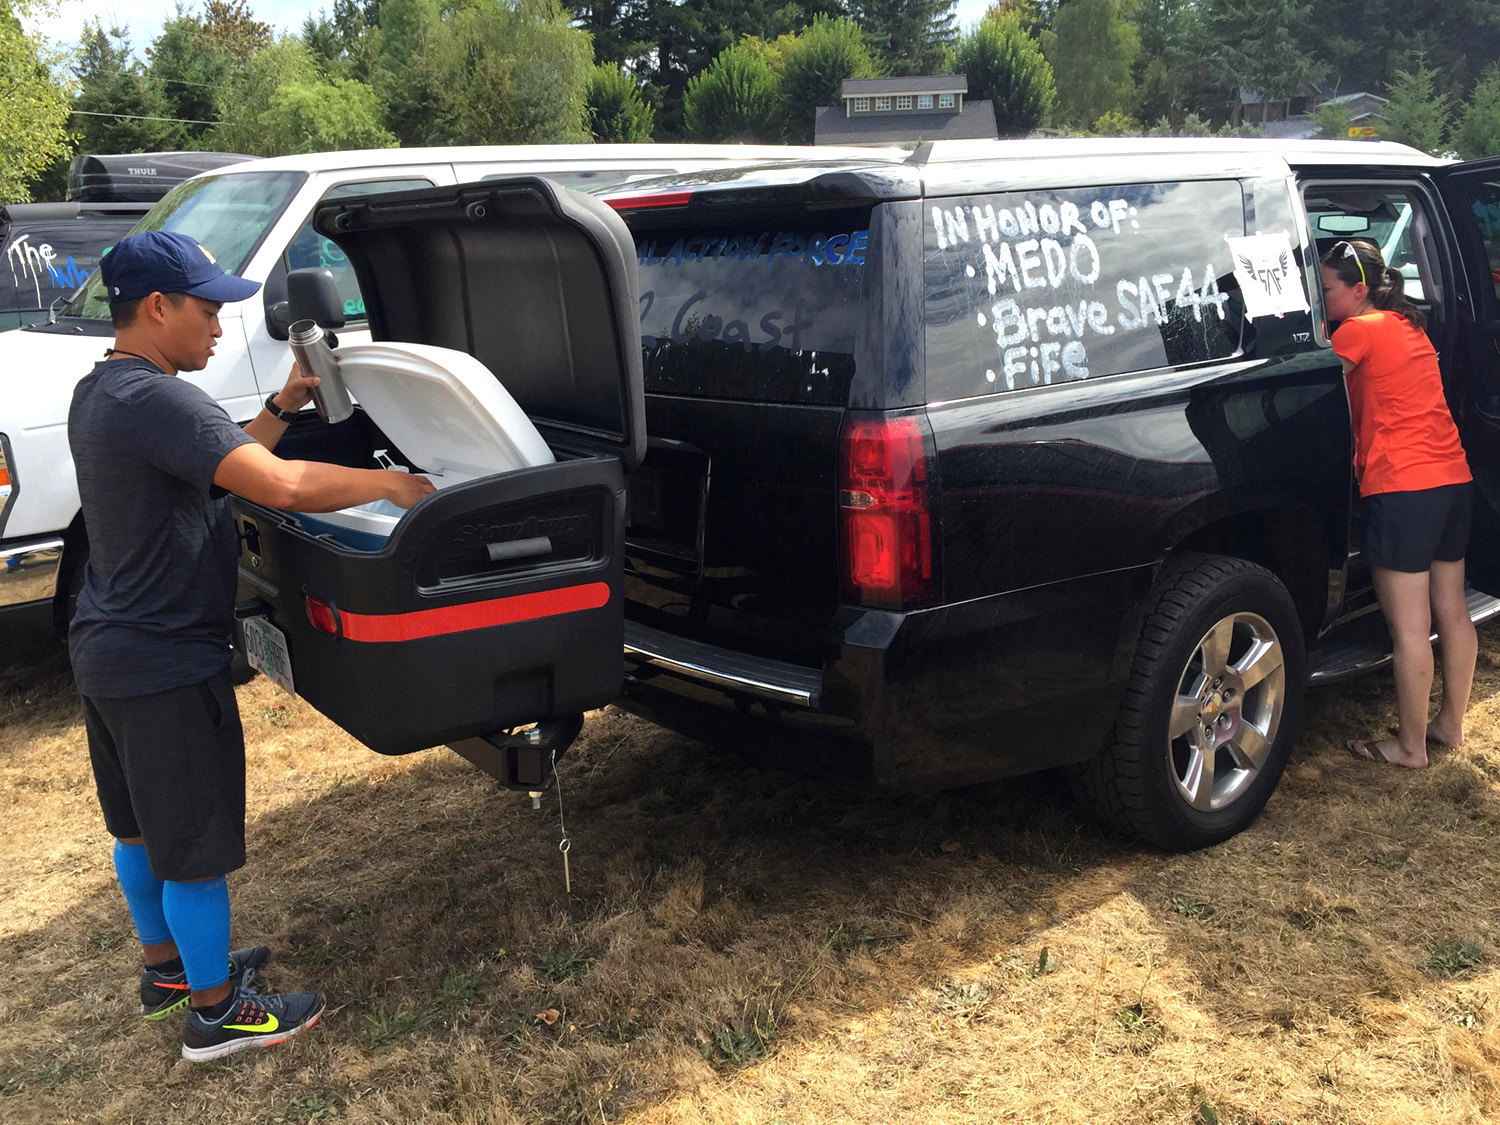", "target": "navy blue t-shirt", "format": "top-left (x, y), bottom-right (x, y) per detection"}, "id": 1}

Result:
top-left (68, 358), bottom-right (255, 698)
